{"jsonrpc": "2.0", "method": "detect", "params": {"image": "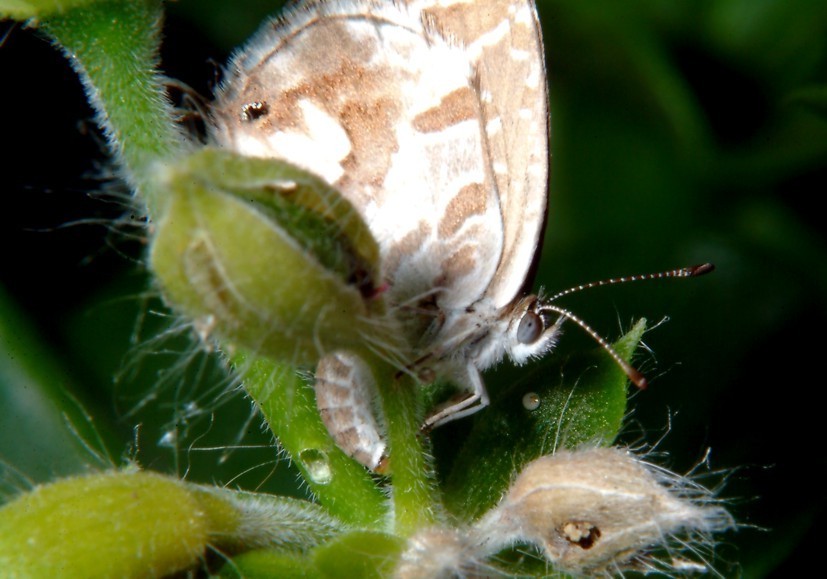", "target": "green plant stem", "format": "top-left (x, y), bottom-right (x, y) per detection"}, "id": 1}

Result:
top-left (372, 363), bottom-right (438, 536)
top-left (41, 0), bottom-right (184, 220)
top-left (235, 352), bottom-right (387, 528)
